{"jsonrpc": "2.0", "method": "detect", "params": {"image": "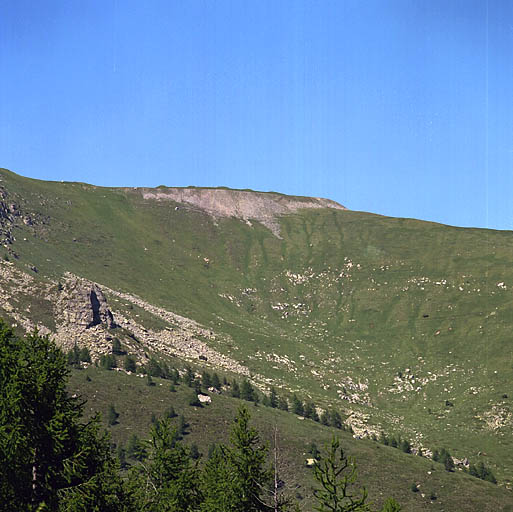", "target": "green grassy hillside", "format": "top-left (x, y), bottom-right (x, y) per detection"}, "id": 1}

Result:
top-left (68, 366), bottom-right (513, 511)
top-left (1, 167), bottom-right (513, 493)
